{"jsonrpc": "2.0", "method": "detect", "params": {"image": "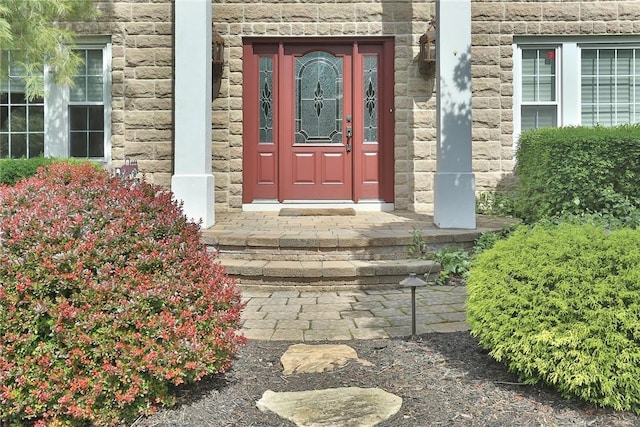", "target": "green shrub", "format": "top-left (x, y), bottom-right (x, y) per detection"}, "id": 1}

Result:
top-left (0, 163), bottom-right (246, 426)
top-left (0, 157), bottom-right (56, 185)
top-left (514, 125), bottom-right (640, 223)
top-left (570, 187), bottom-right (640, 229)
top-left (476, 190), bottom-right (517, 217)
top-left (409, 227), bottom-right (516, 284)
top-left (431, 247), bottom-right (472, 284)
top-left (0, 157), bottom-right (99, 186)
top-left (467, 223), bottom-right (640, 412)
top-left (472, 225), bottom-right (517, 256)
